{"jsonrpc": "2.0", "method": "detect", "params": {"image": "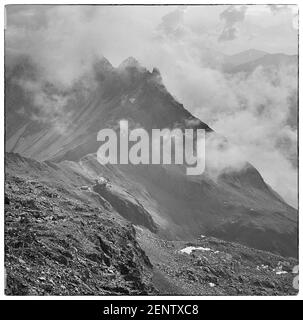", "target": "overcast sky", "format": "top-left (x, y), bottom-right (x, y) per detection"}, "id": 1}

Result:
top-left (6, 5), bottom-right (298, 58)
top-left (5, 5), bottom-right (298, 207)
